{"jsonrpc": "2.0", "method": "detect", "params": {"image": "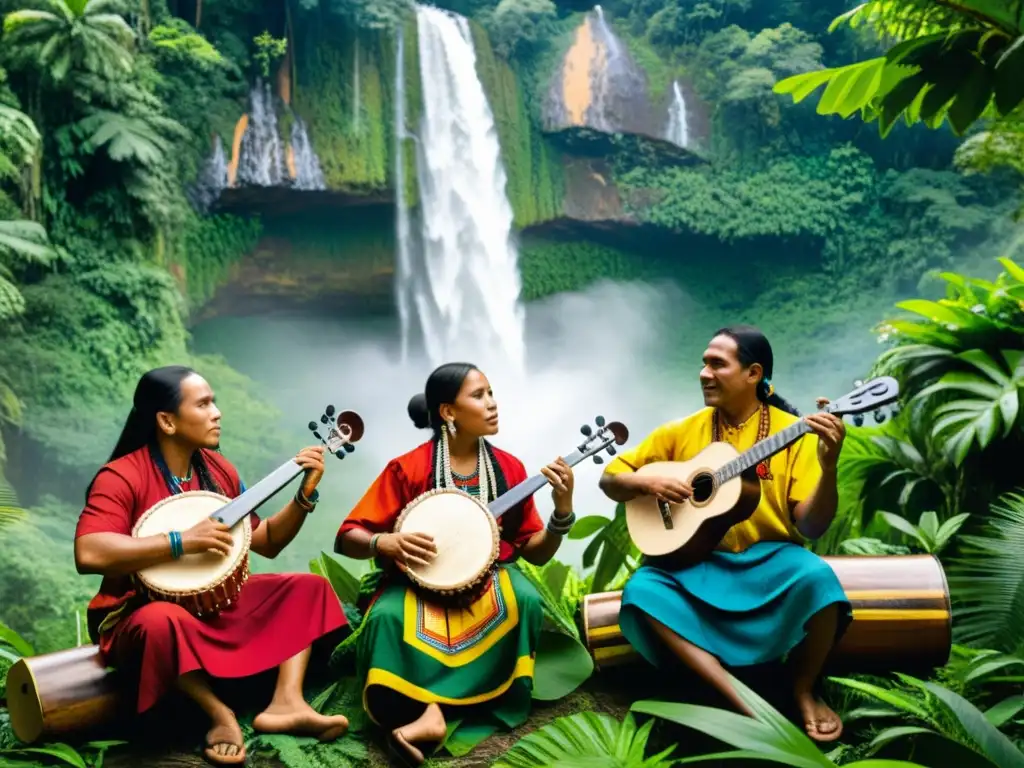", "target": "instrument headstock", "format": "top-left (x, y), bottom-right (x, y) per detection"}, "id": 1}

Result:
top-left (575, 415), bottom-right (629, 466)
top-left (308, 404), bottom-right (364, 460)
top-left (823, 377), bottom-right (901, 425)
